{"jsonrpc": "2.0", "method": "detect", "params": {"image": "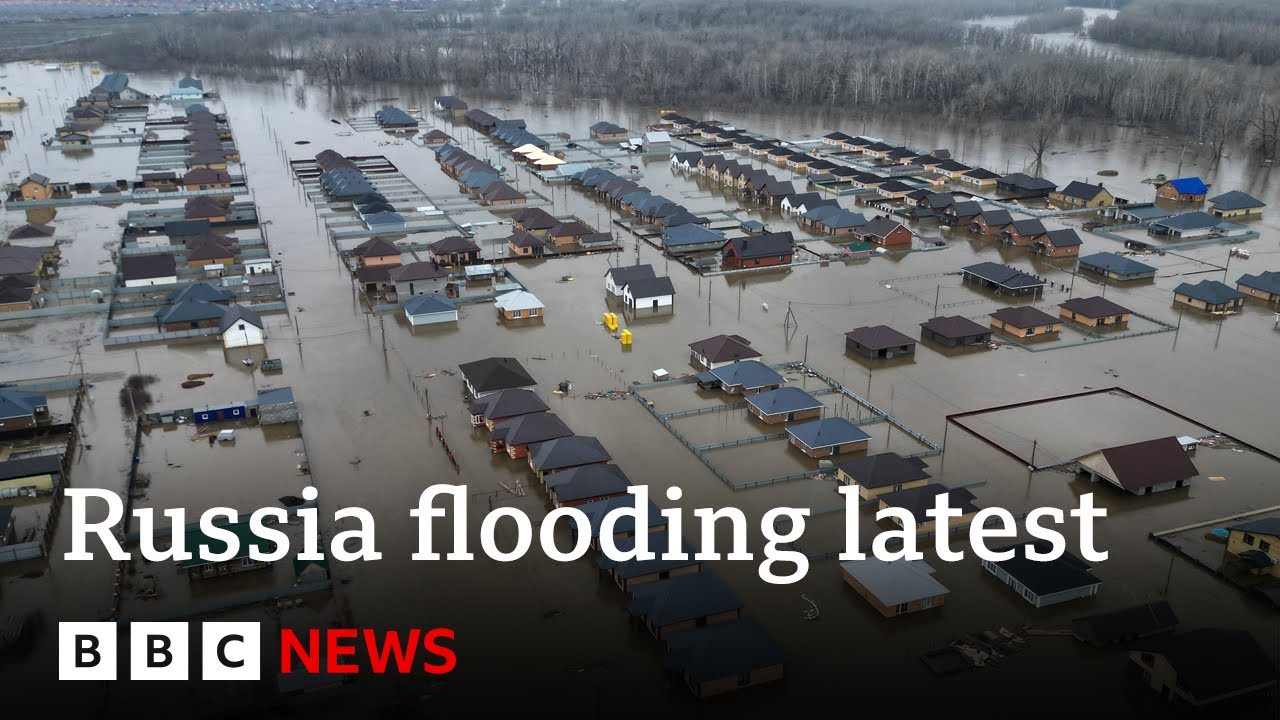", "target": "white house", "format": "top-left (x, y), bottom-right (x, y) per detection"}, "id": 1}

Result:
top-left (604, 264), bottom-right (655, 297)
top-left (219, 305), bottom-right (265, 348)
top-left (623, 275), bottom-right (675, 312)
top-left (243, 258), bottom-right (274, 275)
top-left (403, 293), bottom-right (458, 326)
